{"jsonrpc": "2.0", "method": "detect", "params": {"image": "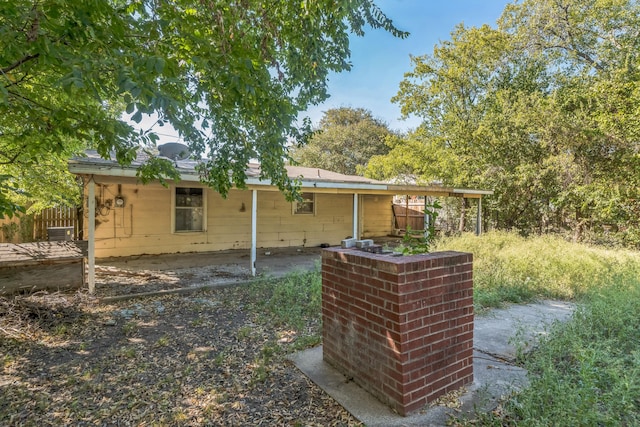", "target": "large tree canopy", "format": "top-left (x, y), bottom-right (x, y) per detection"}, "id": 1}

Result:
top-left (368, 0), bottom-right (640, 244)
top-left (0, 0), bottom-right (407, 217)
top-left (290, 107), bottom-right (394, 175)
